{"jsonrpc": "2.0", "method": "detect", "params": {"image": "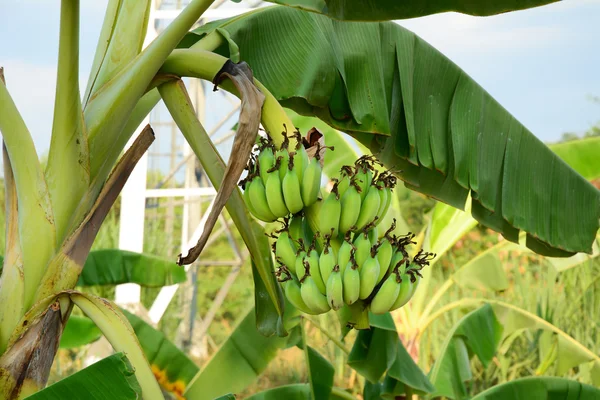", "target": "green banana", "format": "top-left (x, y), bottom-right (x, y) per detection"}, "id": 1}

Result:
top-left (353, 232), bottom-right (371, 270)
top-left (280, 272), bottom-right (315, 314)
top-left (343, 257), bottom-right (360, 305)
top-left (275, 231), bottom-right (297, 272)
top-left (301, 275), bottom-right (330, 314)
top-left (369, 272), bottom-right (401, 314)
top-left (293, 145), bottom-right (309, 183)
top-left (318, 184), bottom-right (341, 237)
top-left (246, 177), bottom-right (277, 222)
top-left (282, 154), bottom-right (304, 214)
top-left (375, 238), bottom-right (393, 283)
top-left (337, 234), bottom-right (354, 275)
top-left (243, 181), bottom-right (260, 217)
top-left (355, 163), bottom-right (373, 201)
top-left (336, 165), bottom-right (354, 197)
top-left (319, 236), bottom-right (336, 284)
top-left (354, 184), bottom-right (381, 231)
top-left (275, 148), bottom-right (290, 181)
top-left (294, 240), bottom-right (308, 278)
top-left (326, 266), bottom-right (344, 311)
top-left (359, 252), bottom-right (380, 300)
top-left (367, 225), bottom-right (379, 244)
top-left (339, 178), bottom-right (361, 233)
top-left (258, 145), bottom-right (275, 183)
top-left (374, 184), bottom-right (389, 227)
top-left (265, 166), bottom-right (290, 218)
top-left (306, 245), bottom-right (326, 294)
top-left (389, 272), bottom-right (414, 311)
top-left (301, 156), bottom-right (322, 207)
top-left (288, 214), bottom-right (305, 244)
